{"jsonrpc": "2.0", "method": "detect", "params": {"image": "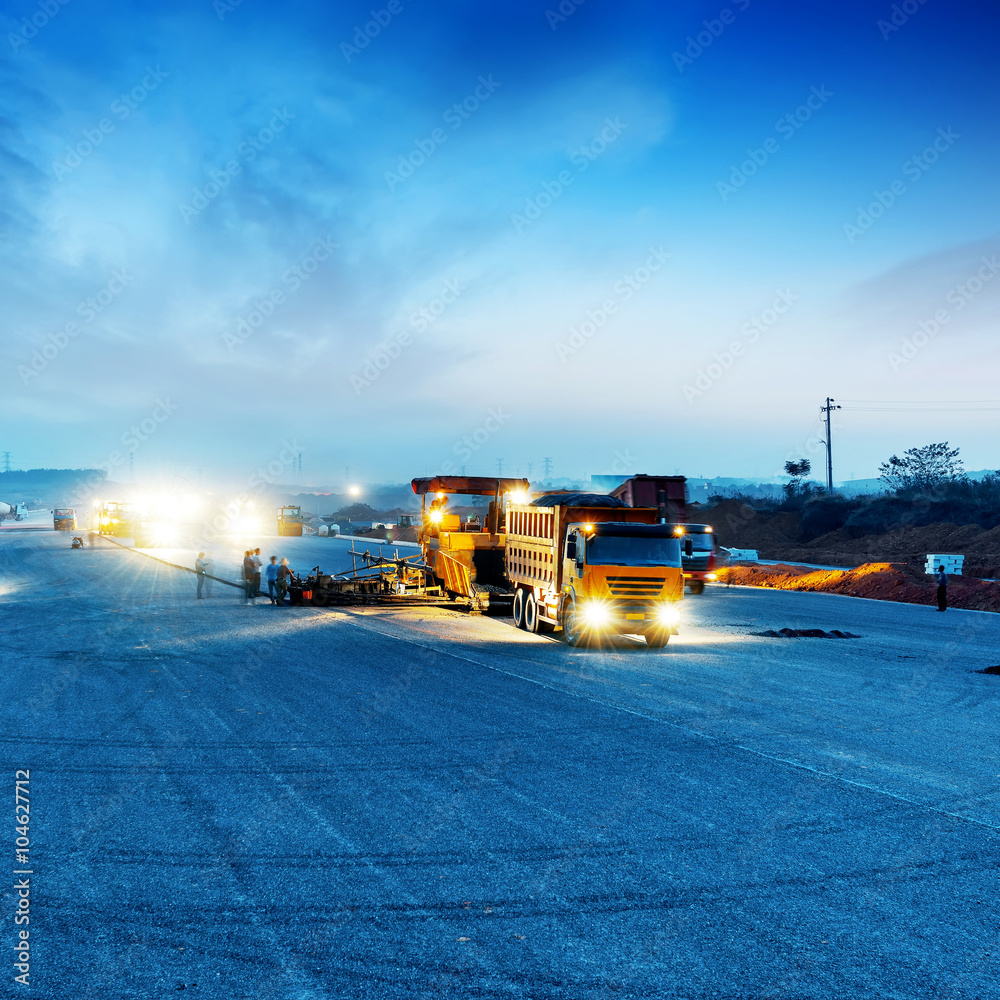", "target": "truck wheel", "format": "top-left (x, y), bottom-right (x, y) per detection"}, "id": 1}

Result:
top-left (644, 629), bottom-right (670, 648)
top-left (563, 600), bottom-right (584, 647)
top-left (513, 588), bottom-right (526, 629)
top-left (524, 593), bottom-right (540, 634)
top-left (689, 581), bottom-right (705, 595)
top-left (311, 590), bottom-right (331, 607)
